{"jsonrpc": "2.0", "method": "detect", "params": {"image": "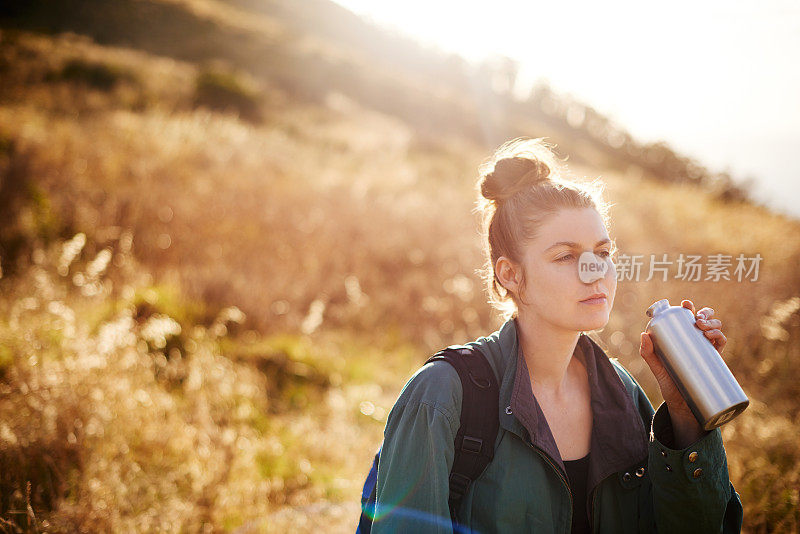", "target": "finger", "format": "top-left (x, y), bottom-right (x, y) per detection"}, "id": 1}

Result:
top-left (716, 332), bottom-right (727, 352)
top-left (696, 306), bottom-right (715, 320)
top-left (640, 332), bottom-right (666, 367)
top-left (681, 300), bottom-right (696, 315)
top-left (695, 317), bottom-right (722, 330)
top-left (640, 332), bottom-right (672, 384)
top-left (640, 331), bottom-right (654, 355)
top-left (703, 328), bottom-right (723, 339)
top-left (703, 329), bottom-right (727, 350)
